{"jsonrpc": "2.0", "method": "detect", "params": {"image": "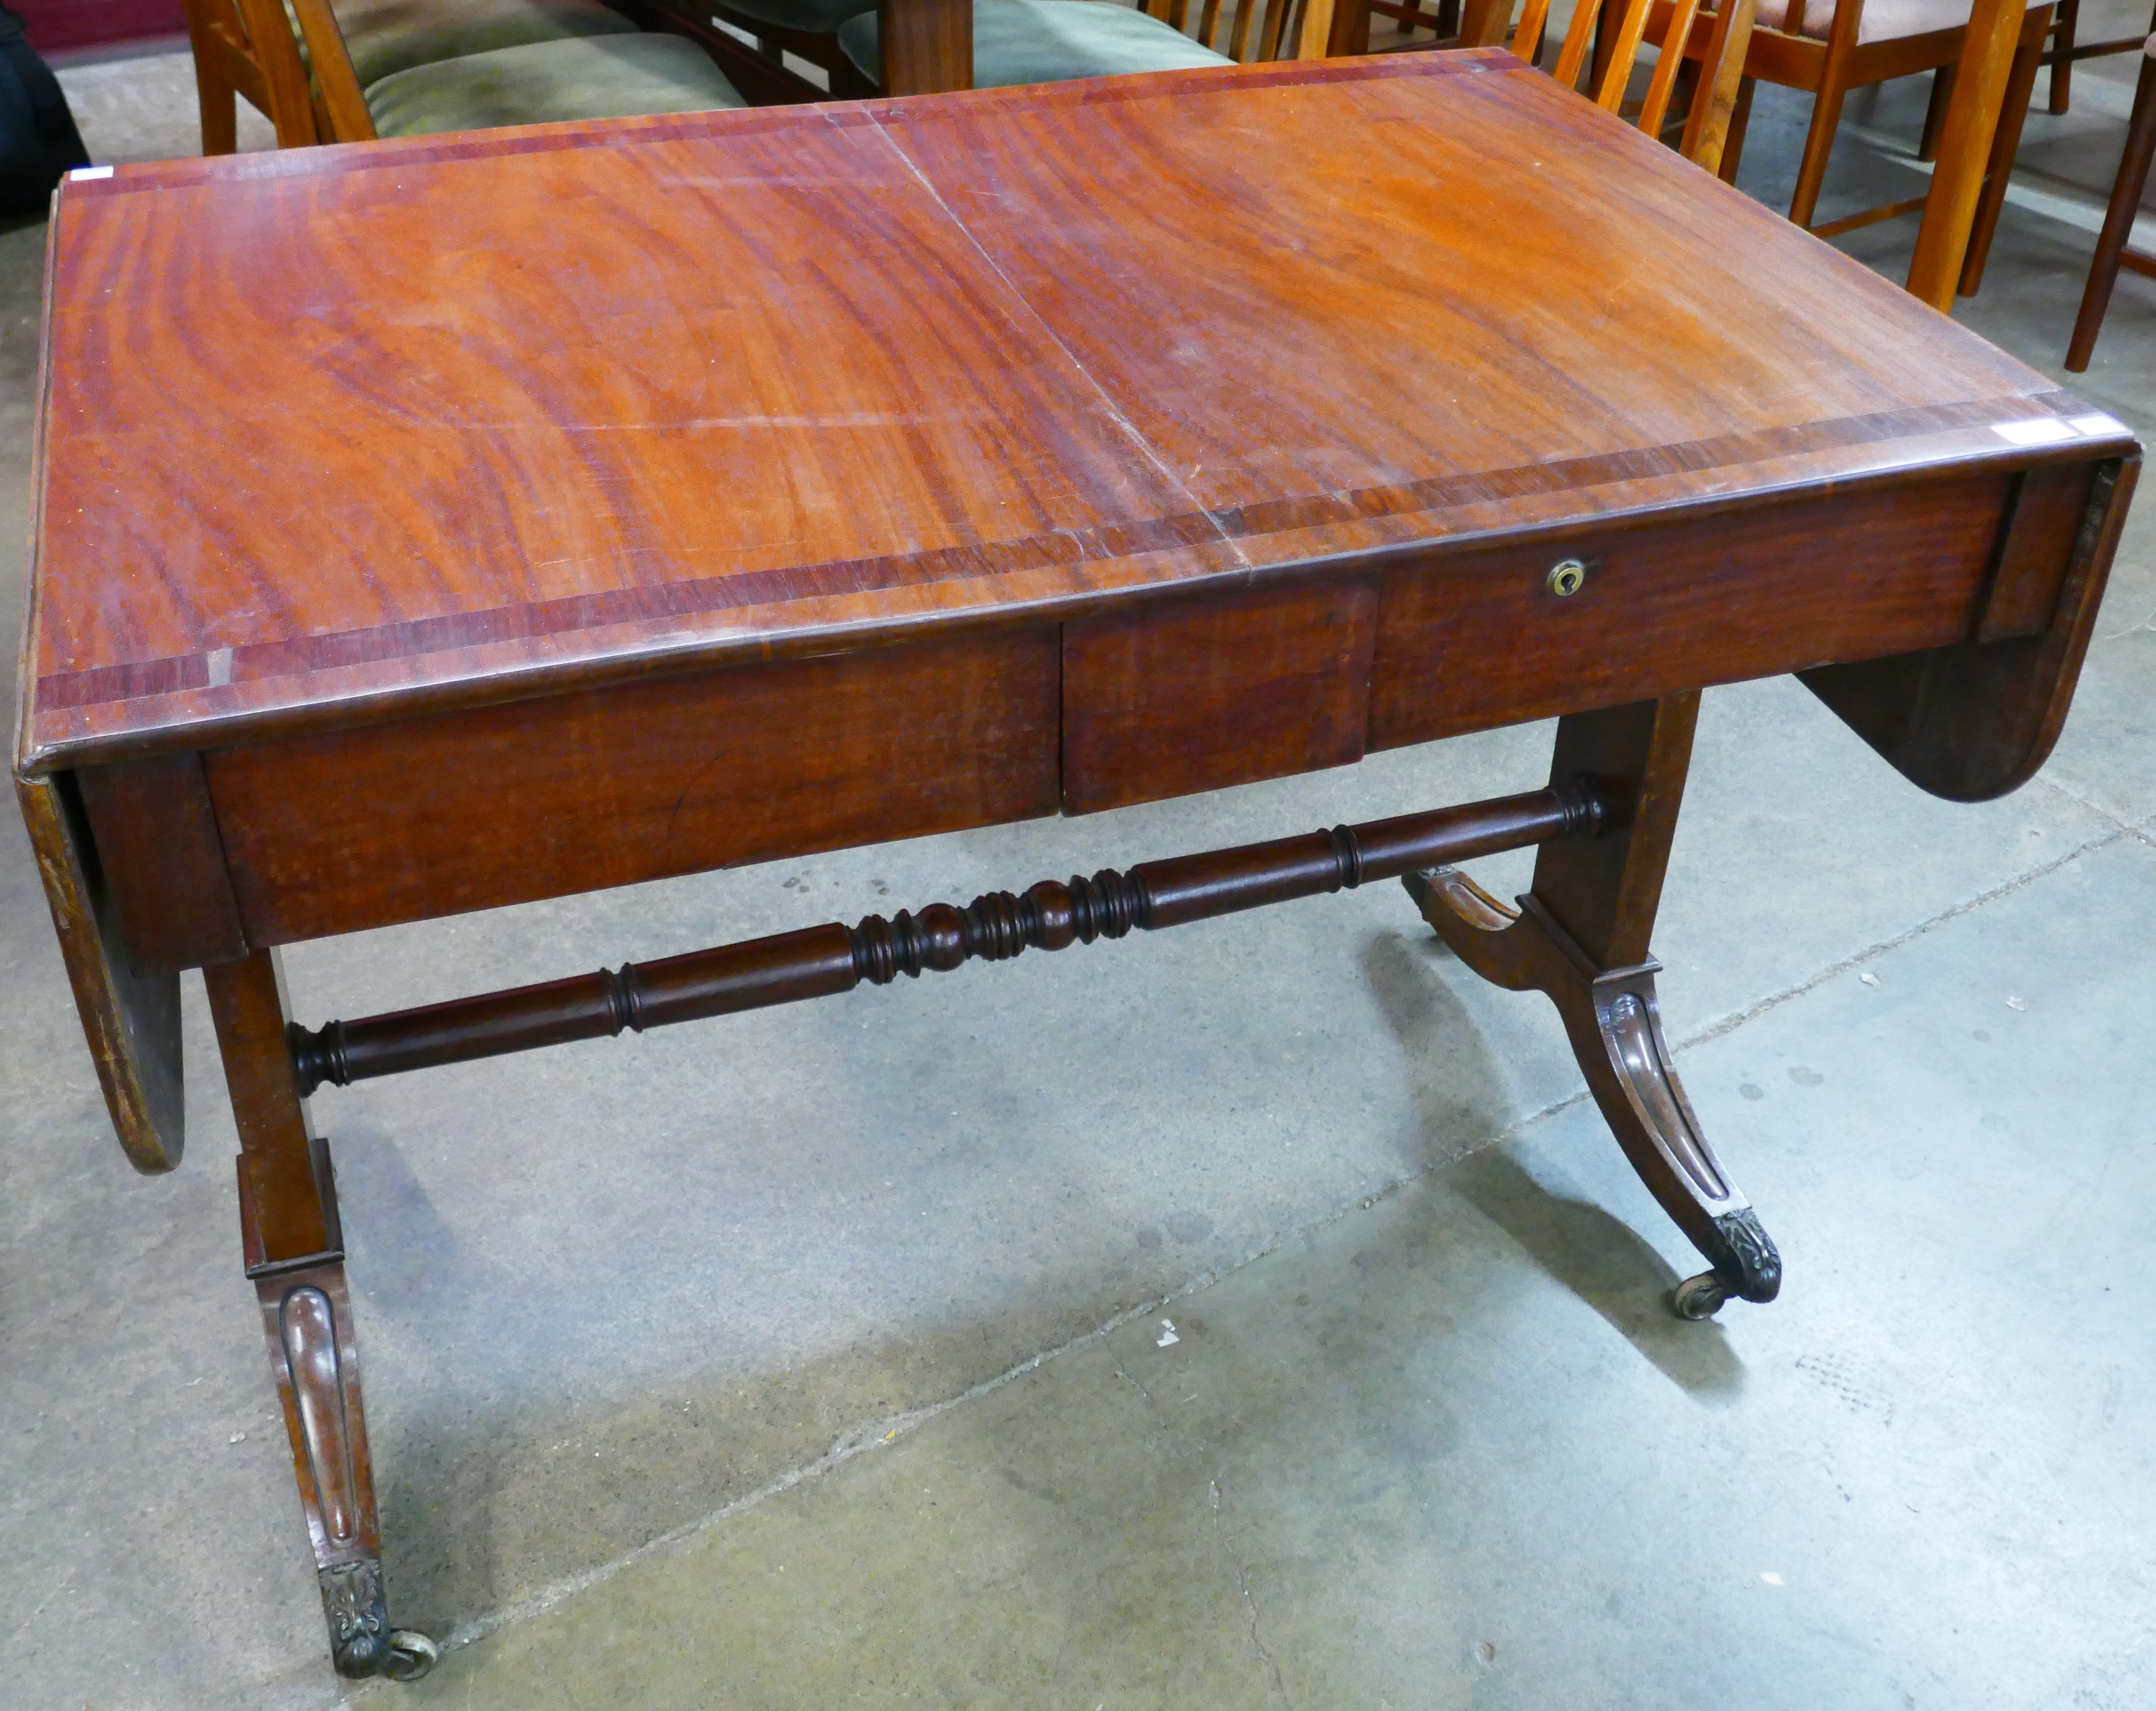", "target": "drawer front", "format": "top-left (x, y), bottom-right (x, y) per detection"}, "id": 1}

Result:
top-left (211, 628), bottom-right (1062, 945)
top-left (1370, 473), bottom-right (2012, 750)
top-left (1061, 578), bottom-right (1380, 814)
top-left (193, 471), bottom-right (2025, 945)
